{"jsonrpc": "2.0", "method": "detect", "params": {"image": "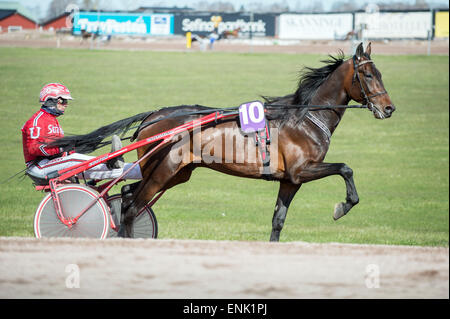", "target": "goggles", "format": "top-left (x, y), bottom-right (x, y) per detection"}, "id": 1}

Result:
top-left (58, 98), bottom-right (69, 105)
